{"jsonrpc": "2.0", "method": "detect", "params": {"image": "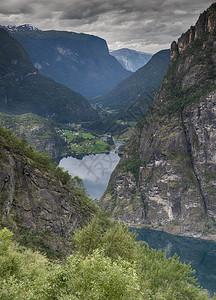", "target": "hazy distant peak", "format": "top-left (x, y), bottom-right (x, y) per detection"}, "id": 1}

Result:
top-left (110, 48), bottom-right (152, 72)
top-left (110, 48), bottom-right (152, 55)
